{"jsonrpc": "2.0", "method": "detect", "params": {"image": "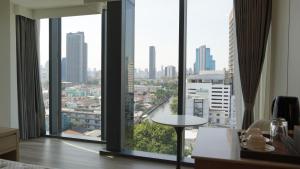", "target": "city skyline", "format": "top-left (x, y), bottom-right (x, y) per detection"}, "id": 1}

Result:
top-left (39, 0), bottom-right (233, 72)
